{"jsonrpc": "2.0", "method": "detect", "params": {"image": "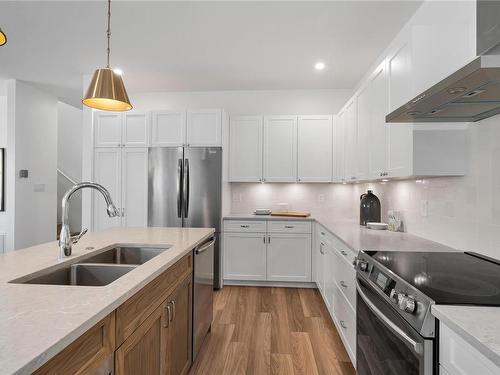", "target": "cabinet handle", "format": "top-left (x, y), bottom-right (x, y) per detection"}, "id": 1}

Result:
top-left (340, 280), bottom-right (348, 288)
top-left (240, 225), bottom-right (250, 228)
top-left (121, 208), bottom-right (125, 217)
top-left (164, 304), bottom-right (172, 328)
top-left (170, 300), bottom-right (175, 322)
top-left (263, 236), bottom-right (266, 243)
top-left (341, 250), bottom-right (348, 256)
top-left (319, 243), bottom-right (325, 255)
top-left (297, 178), bottom-right (301, 182)
top-left (268, 236), bottom-right (271, 244)
top-left (320, 231), bottom-right (325, 236)
top-left (284, 225), bottom-right (294, 229)
top-left (340, 320), bottom-right (347, 329)
top-left (351, 176), bottom-right (356, 180)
